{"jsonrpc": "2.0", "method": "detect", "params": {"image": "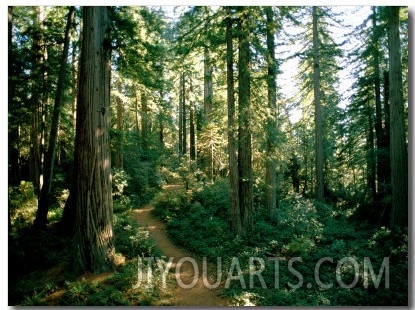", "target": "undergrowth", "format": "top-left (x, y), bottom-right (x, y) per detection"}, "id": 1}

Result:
top-left (8, 173), bottom-right (172, 306)
top-left (153, 179), bottom-right (408, 306)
